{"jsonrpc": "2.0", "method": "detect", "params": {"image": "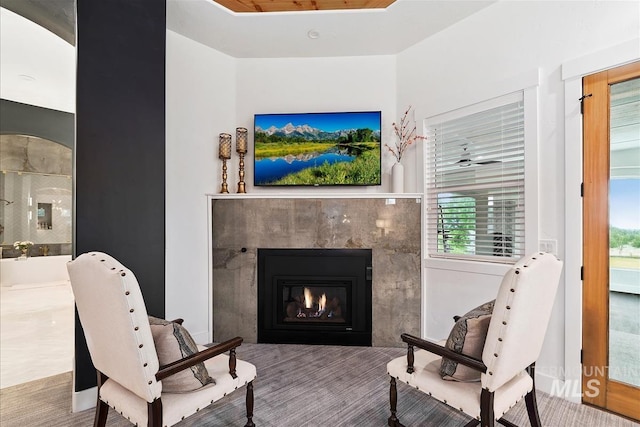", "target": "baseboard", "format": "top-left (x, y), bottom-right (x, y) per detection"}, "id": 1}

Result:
top-left (536, 372), bottom-right (582, 404)
top-left (72, 386), bottom-right (97, 413)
